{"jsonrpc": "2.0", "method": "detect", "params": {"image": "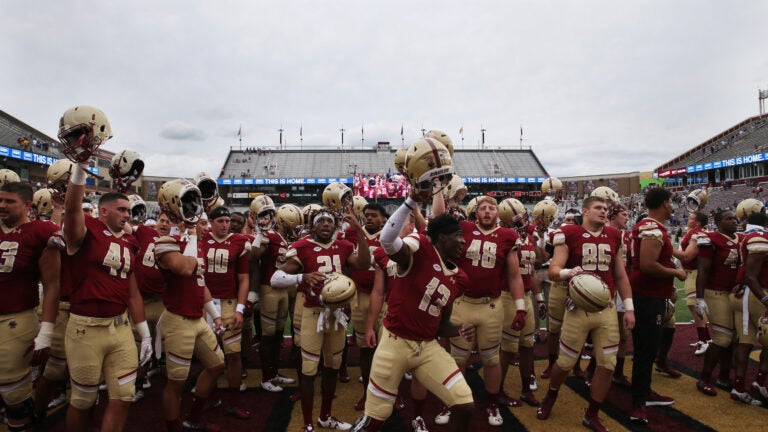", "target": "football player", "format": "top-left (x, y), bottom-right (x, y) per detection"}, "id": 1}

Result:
top-left (694, 210), bottom-right (740, 397)
top-left (537, 196), bottom-right (635, 432)
top-left (271, 207), bottom-right (370, 432)
top-left (350, 196), bottom-right (476, 432)
top-left (737, 211), bottom-right (768, 404)
top-left (250, 200), bottom-right (296, 392)
top-left (608, 203), bottom-right (634, 385)
top-left (201, 206), bottom-right (252, 419)
top-left (345, 202), bottom-right (388, 411)
top-left (153, 181), bottom-right (226, 431)
top-left (0, 182), bottom-right (63, 430)
top-left (628, 187), bottom-right (686, 425)
top-left (676, 212), bottom-right (711, 356)
top-left (437, 196), bottom-right (526, 427)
